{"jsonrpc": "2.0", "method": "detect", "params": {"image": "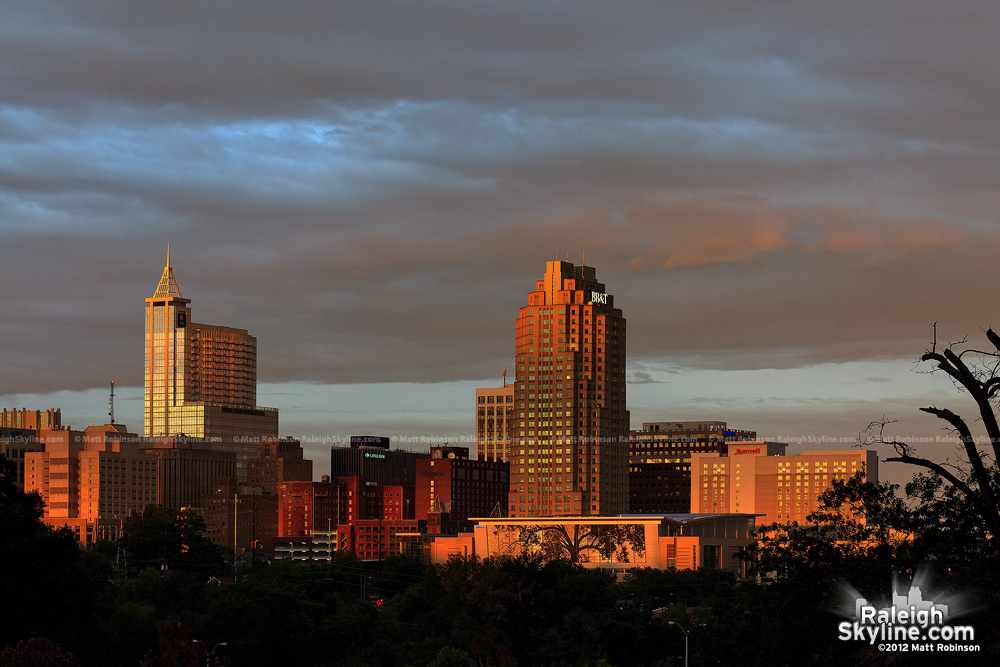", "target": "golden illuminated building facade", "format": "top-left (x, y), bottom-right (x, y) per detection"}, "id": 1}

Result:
top-left (24, 425), bottom-right (158, 544)
top-left (690, 445), bottom-right (879, 525)
top-left (144, 249), bottom-right (277, 479)
top-left (629, 420), bottom-right (756, 514)
top-left (1, 407), bottom-right (62, 430)
top-left (475, 385), bottom-right (514, 461)
top-left (509, 261), bottom-right (629, 518)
